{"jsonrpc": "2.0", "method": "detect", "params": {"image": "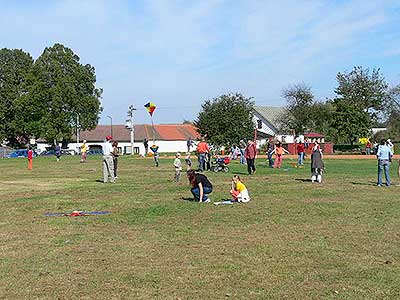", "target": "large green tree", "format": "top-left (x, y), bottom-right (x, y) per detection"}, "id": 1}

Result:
top-left (14, 43), bottom-right (102, 143)
top-left (277, 83), bottom-right (315, 133)
top-left (0, 48), bottom-right (33, 145)
top-left (195, 93), bottom-right (255, 147)
top-left (332, 66), bottom-right (388, 143)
